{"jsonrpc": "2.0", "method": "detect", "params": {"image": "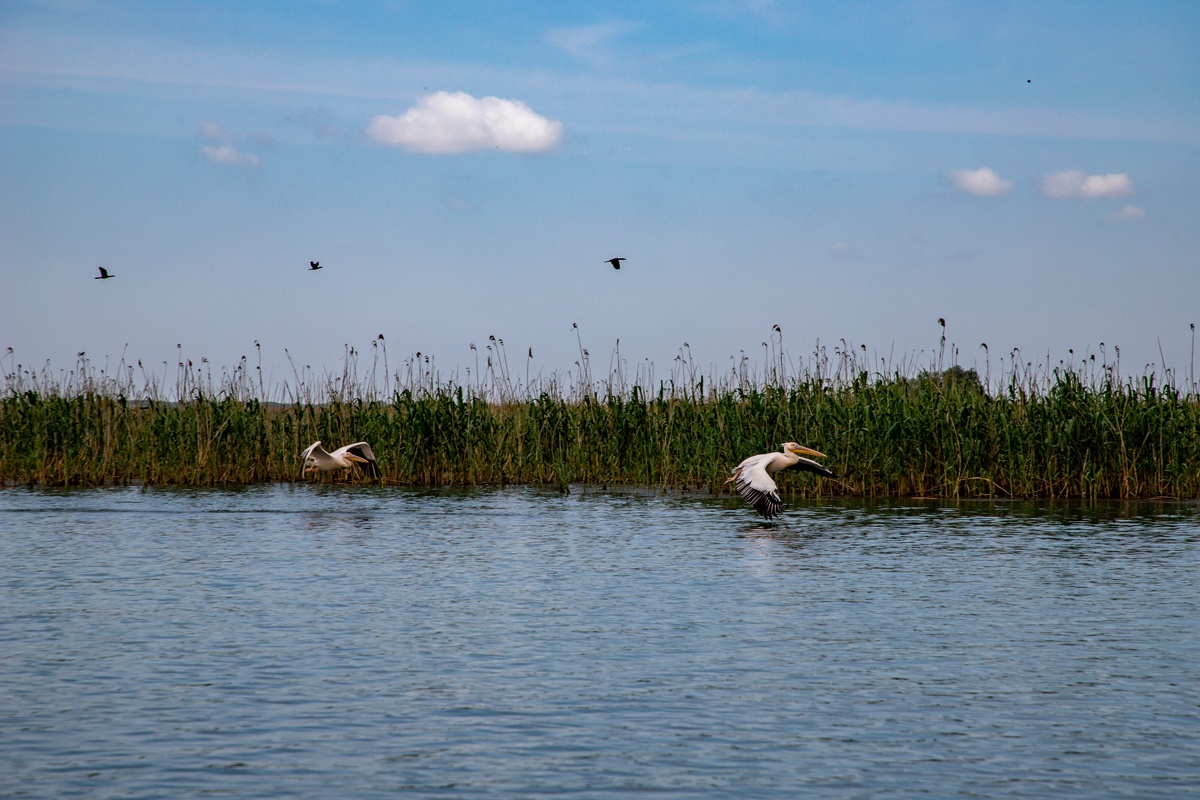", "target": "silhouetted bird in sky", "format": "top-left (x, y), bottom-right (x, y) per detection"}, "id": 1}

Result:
top-left (606, 257), bottom-right (626, 270)
top-left (95, 267), bottom-right (114, 280)
top-left (309, 261), bottom-right (322, 270)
